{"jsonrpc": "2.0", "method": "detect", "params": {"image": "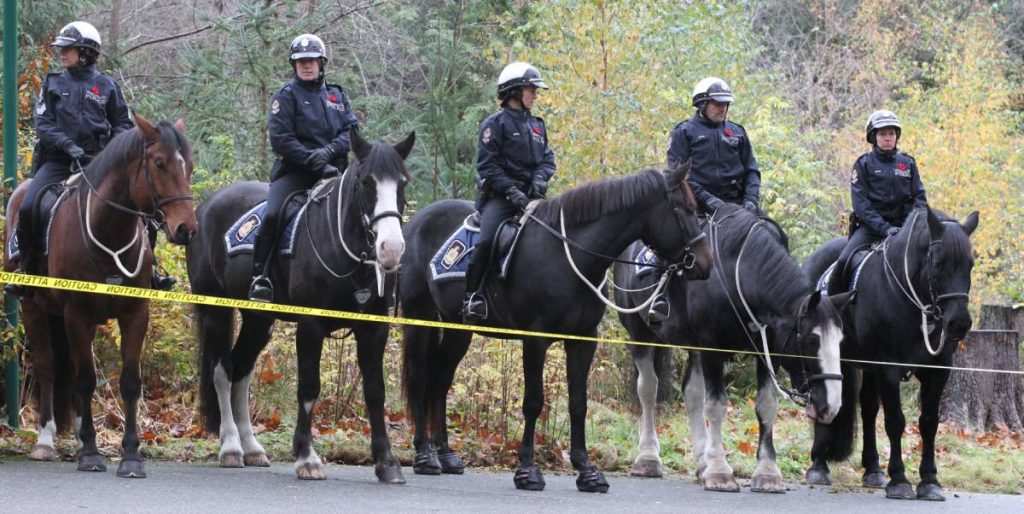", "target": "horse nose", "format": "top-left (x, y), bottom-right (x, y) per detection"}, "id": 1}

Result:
top-left (175, 223), bottom-right (196, 244)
